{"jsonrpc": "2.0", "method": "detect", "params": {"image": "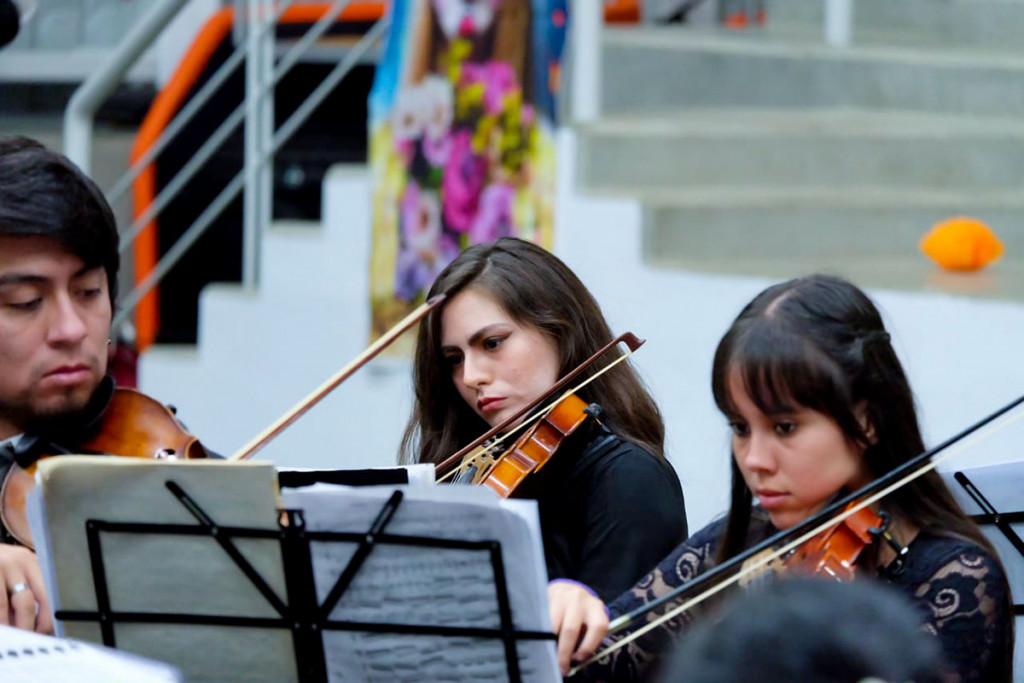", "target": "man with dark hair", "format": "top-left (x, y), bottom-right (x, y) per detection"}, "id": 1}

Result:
top-left (0, 136), bottom-right (125, 633)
